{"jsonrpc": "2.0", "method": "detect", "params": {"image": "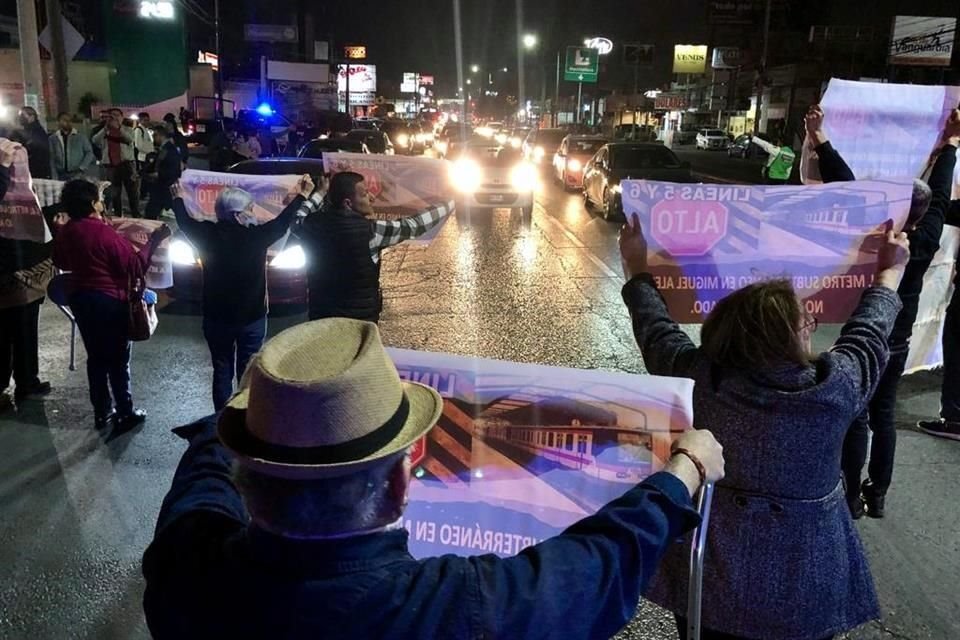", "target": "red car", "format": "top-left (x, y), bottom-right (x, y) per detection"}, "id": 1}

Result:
top-left (169, 158), bottom-right (326, 306)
